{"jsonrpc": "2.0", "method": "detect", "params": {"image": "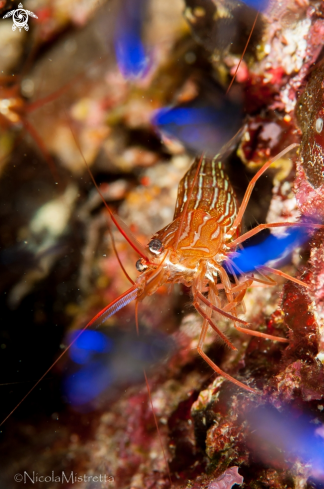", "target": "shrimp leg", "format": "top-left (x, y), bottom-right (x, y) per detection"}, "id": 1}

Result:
top-left (196, 320), bottom-right (257, 394)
